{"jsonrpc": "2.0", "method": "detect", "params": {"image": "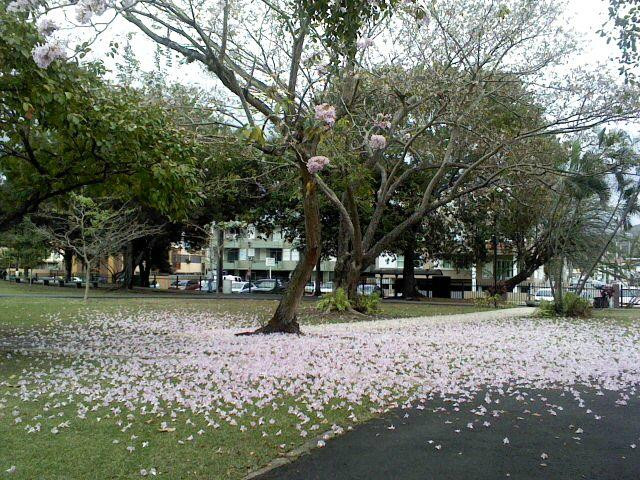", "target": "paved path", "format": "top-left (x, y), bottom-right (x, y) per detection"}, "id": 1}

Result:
top-left (258, 388), bottom-right (640, 480)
